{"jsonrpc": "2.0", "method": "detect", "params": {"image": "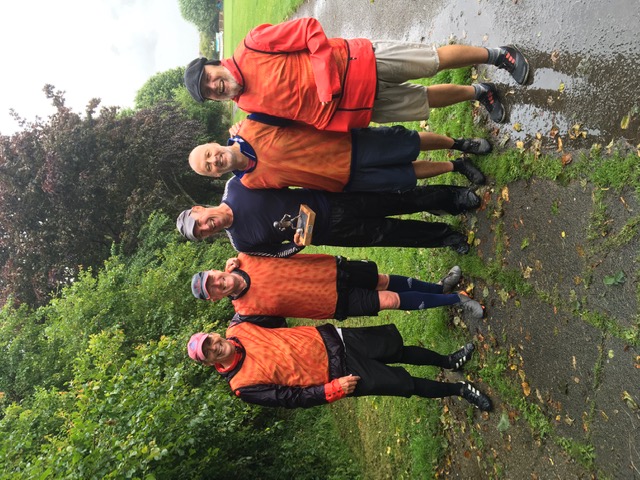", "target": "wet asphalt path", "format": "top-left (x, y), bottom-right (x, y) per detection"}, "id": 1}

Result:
top-left (294, 0), bottom-right (640, 149)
